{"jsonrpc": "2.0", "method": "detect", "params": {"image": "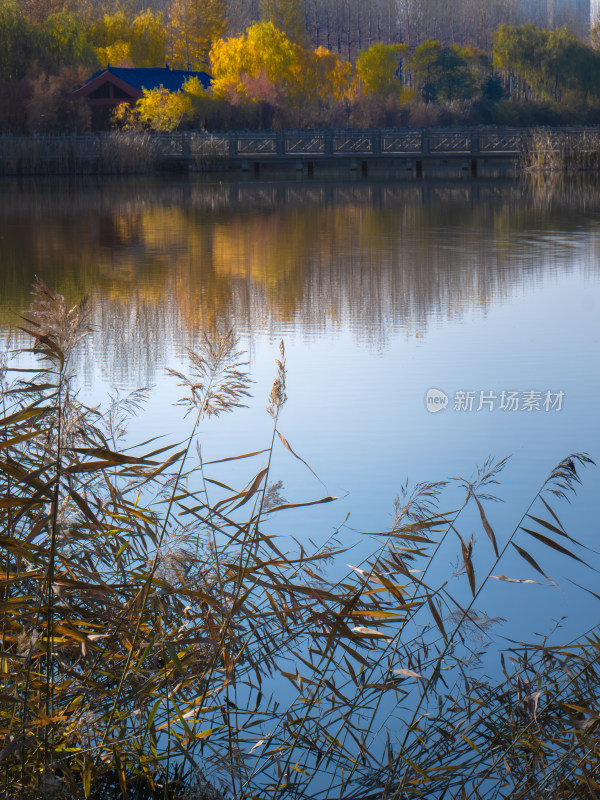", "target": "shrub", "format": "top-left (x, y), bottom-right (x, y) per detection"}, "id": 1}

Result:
top-left (25, 66), bottom-right (90, 133)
